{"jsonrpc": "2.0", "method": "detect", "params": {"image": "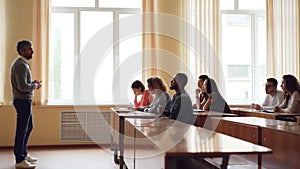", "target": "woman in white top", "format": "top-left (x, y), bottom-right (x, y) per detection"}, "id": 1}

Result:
top-left (143, 77), bottom-right (171, 115)
top-left (274, 74), bottom-right (300, 113)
